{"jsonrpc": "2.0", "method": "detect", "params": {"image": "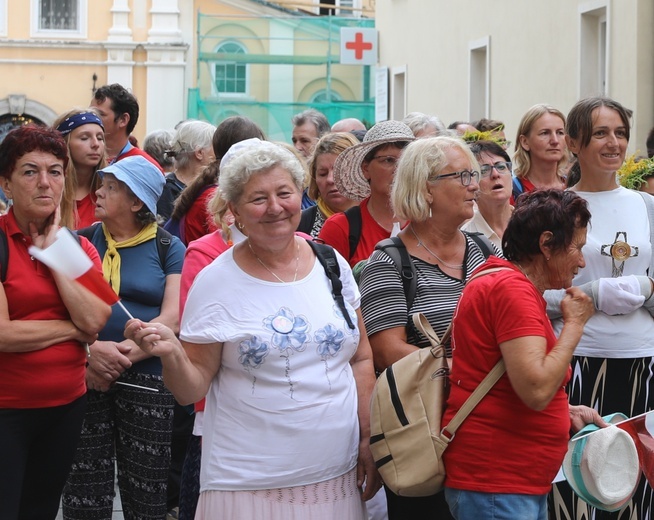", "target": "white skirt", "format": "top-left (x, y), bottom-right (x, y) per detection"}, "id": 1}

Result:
top-left (195, 467), bottom-right (368, 520)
